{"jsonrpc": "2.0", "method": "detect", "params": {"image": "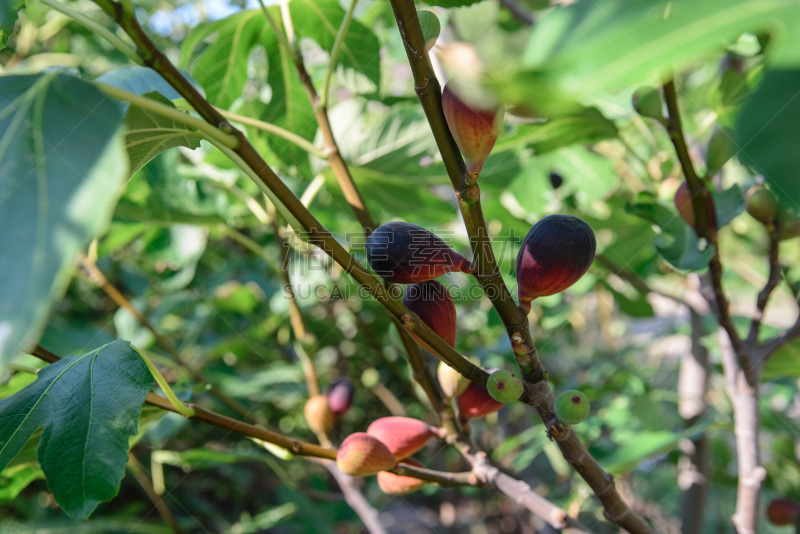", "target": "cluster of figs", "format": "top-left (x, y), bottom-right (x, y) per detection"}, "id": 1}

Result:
top-left (302, 82), bottom-right (598, 493)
